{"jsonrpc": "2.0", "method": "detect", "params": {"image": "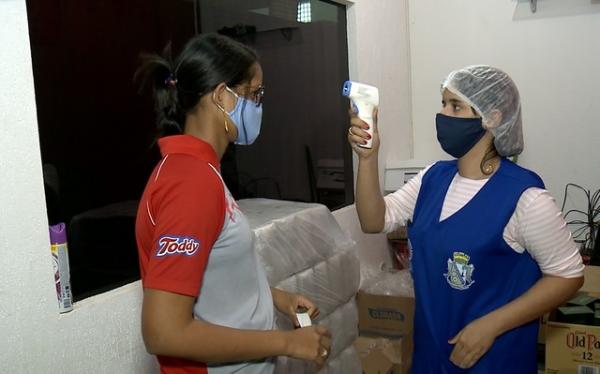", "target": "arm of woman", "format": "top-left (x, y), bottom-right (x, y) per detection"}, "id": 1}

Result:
top-left (448, 275), bottom-right (583, 369)
top-left (142, 288), bottom-right (331, 365)
top-left (348, 108), bottom-right (429, 234)
top-left (348, 108), bottom-right (386, 233)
